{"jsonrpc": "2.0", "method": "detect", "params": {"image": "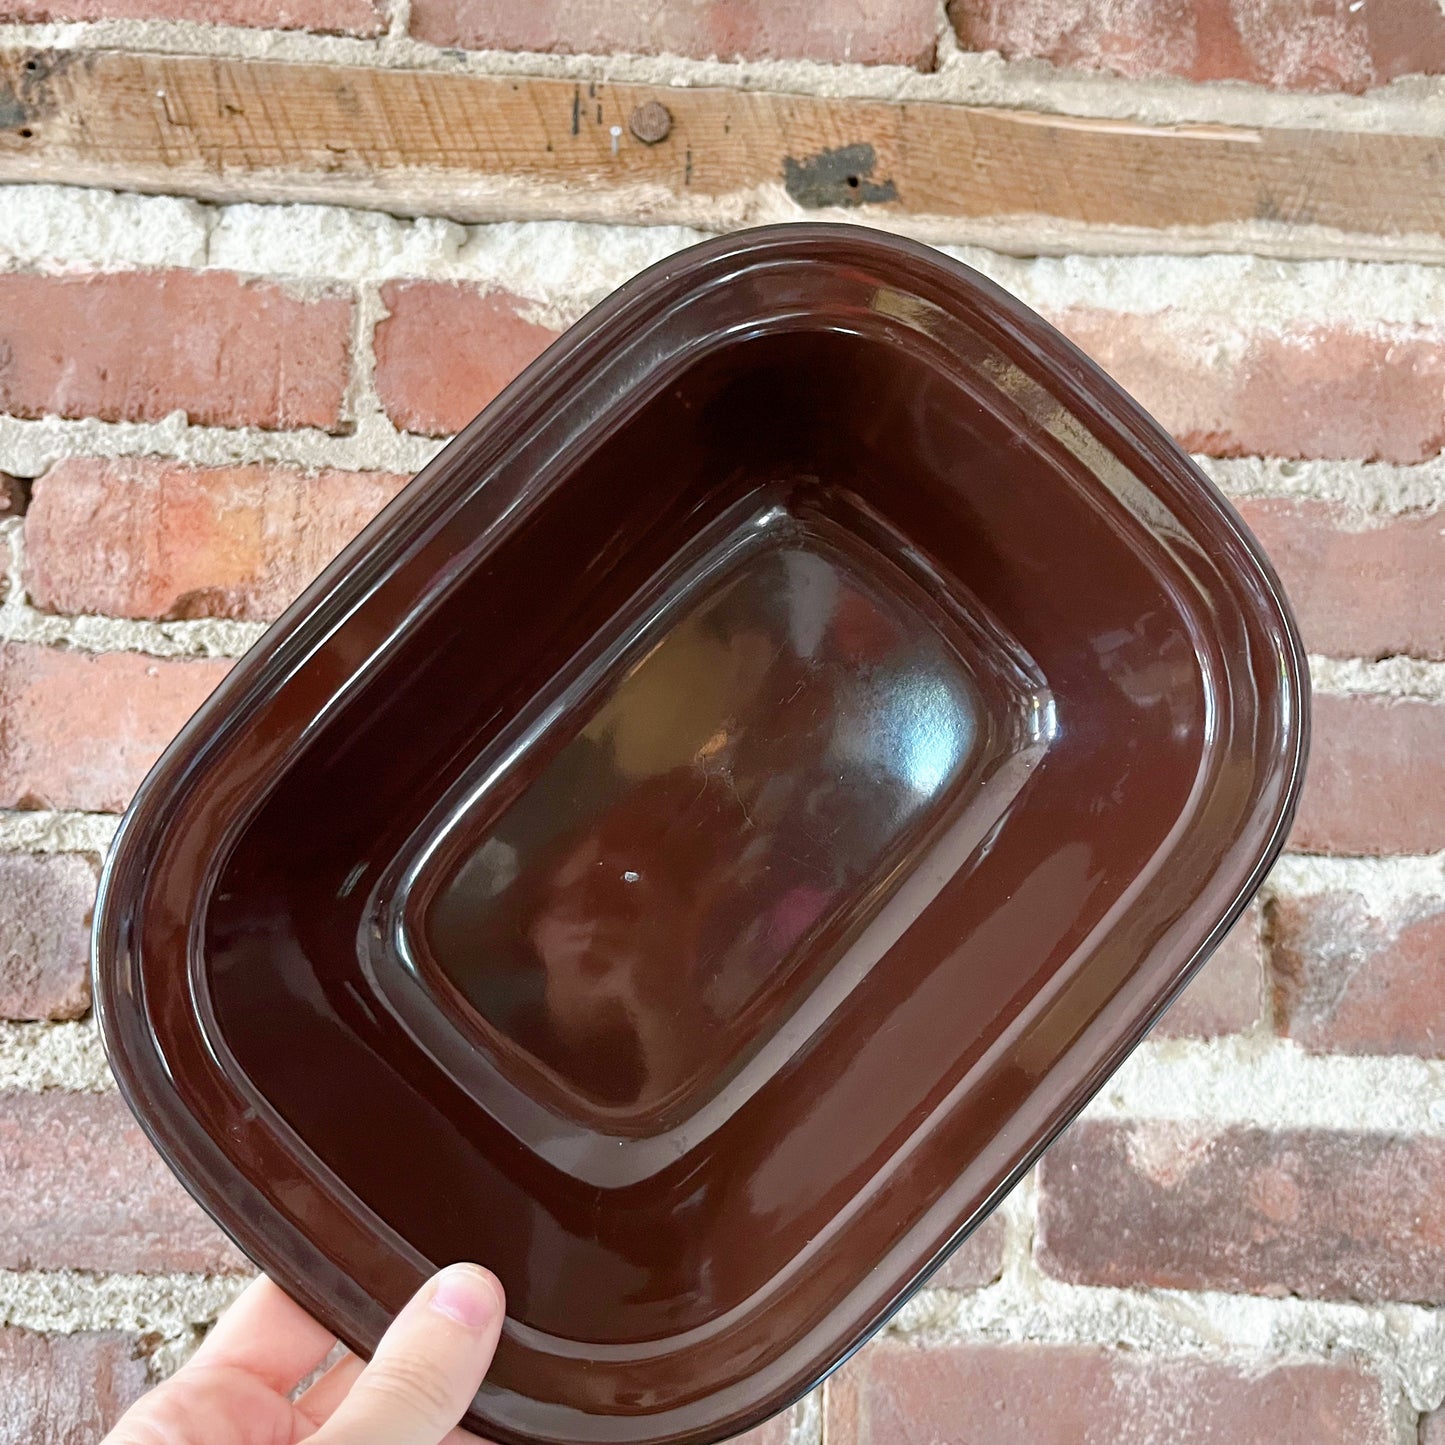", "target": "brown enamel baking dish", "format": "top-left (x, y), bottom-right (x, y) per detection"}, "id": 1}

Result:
top-left (94, 223), bottom-right (1309, 1444)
